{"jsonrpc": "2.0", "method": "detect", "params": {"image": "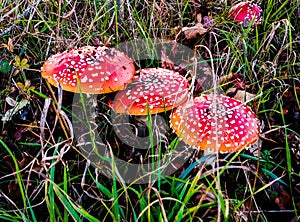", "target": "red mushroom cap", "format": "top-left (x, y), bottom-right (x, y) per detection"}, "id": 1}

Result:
top-left (111, 68), bottom-right (189, 115)
top-left (170, 94), bottom-right (260, 153)
top-left (228, 2), bottom-right (262, 26)
top-left (41, 45), bottom-right (135, 94)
